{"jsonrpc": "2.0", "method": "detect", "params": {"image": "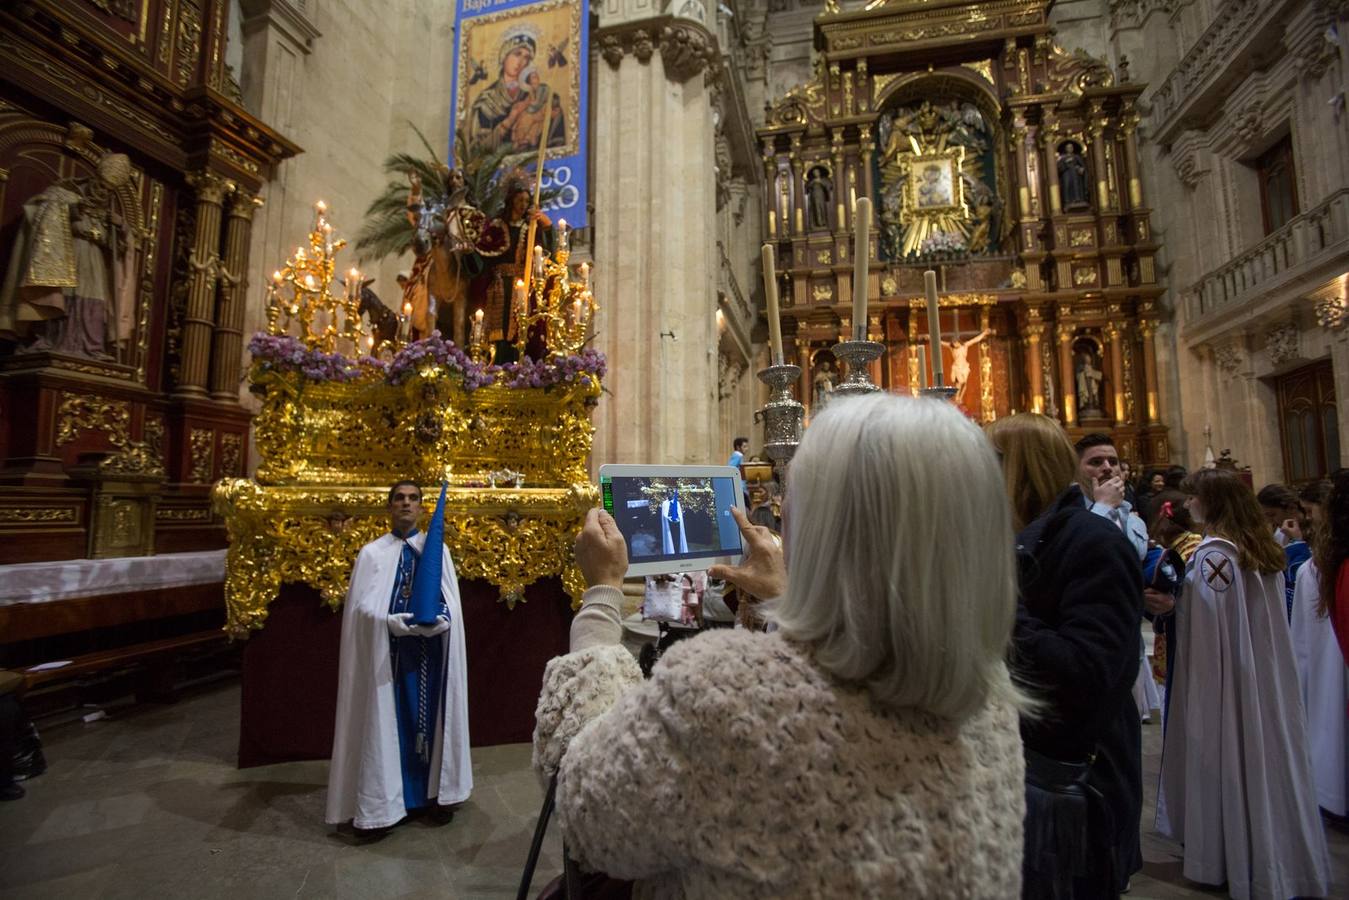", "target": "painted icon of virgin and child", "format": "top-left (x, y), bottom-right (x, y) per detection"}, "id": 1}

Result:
top-left (466, 24), bottom-right (567, 156)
